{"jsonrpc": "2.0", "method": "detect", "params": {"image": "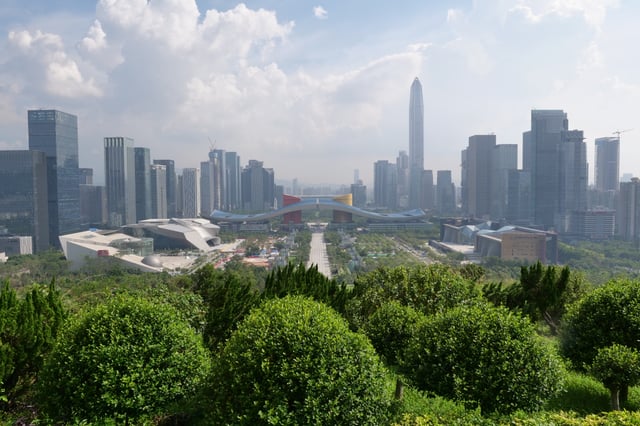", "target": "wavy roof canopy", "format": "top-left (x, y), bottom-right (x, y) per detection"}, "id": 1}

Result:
top-left (210, 197), bottom-right (426, 223)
